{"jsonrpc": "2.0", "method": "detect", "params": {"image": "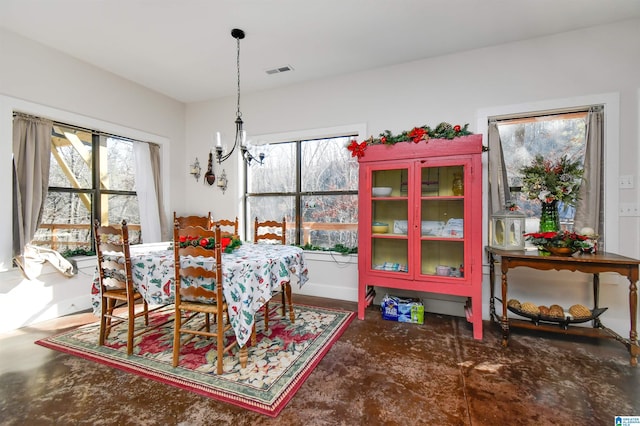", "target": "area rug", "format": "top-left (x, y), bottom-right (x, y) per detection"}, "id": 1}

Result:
top-left (36, 303), bottom-right (354, 417)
